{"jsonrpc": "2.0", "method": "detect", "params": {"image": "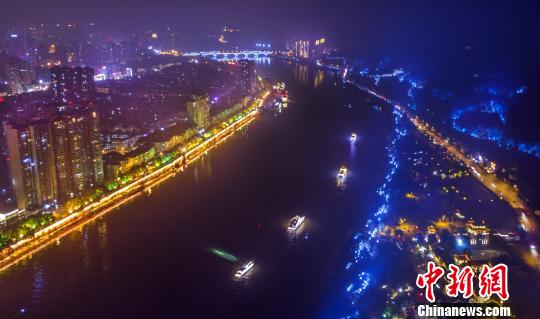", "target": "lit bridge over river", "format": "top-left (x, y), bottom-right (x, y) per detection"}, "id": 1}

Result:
top-left (183, 50), bottom-right (272, 60)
